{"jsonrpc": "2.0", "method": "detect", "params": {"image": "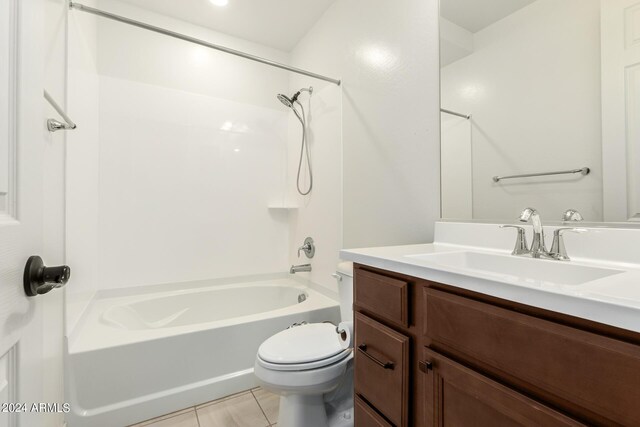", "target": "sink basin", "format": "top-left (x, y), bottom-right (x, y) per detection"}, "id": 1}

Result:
top-left (406, 251), bottom-right (624, 286)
